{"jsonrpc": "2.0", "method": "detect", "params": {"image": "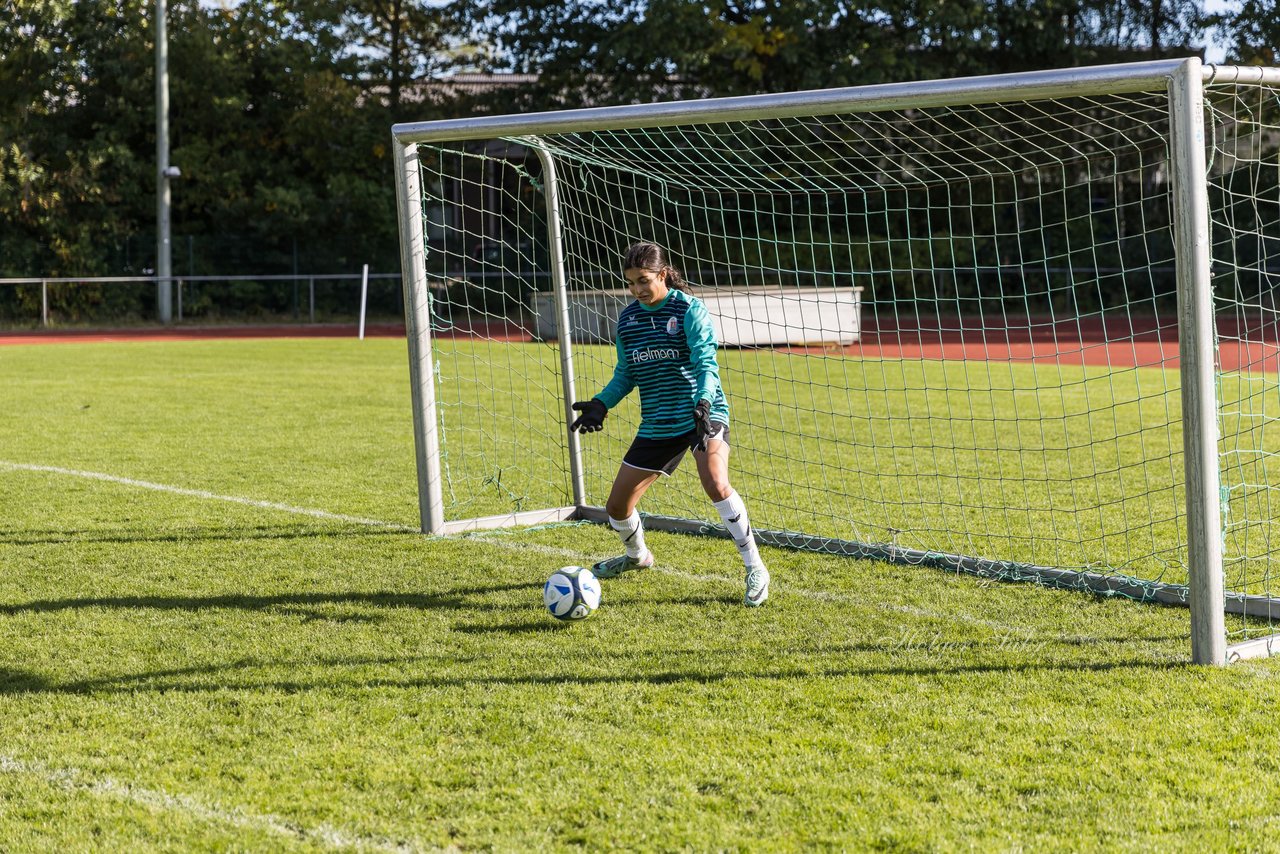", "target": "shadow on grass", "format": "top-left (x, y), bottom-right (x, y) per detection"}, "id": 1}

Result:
top-left (0, 585), bottom-right (757, 620)
top-left (0, 668), bottom-right (53, 693)
top-left (622, 593), bottom-right (748, 607)
top-left (0, 582), bottom-right (534, 618)
top-left (0, 524), bottom-right (411, 547)
top-left (451, 620), bottom-right (573, 635)
top-left (0, 643), bottom-right (1189, 697)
